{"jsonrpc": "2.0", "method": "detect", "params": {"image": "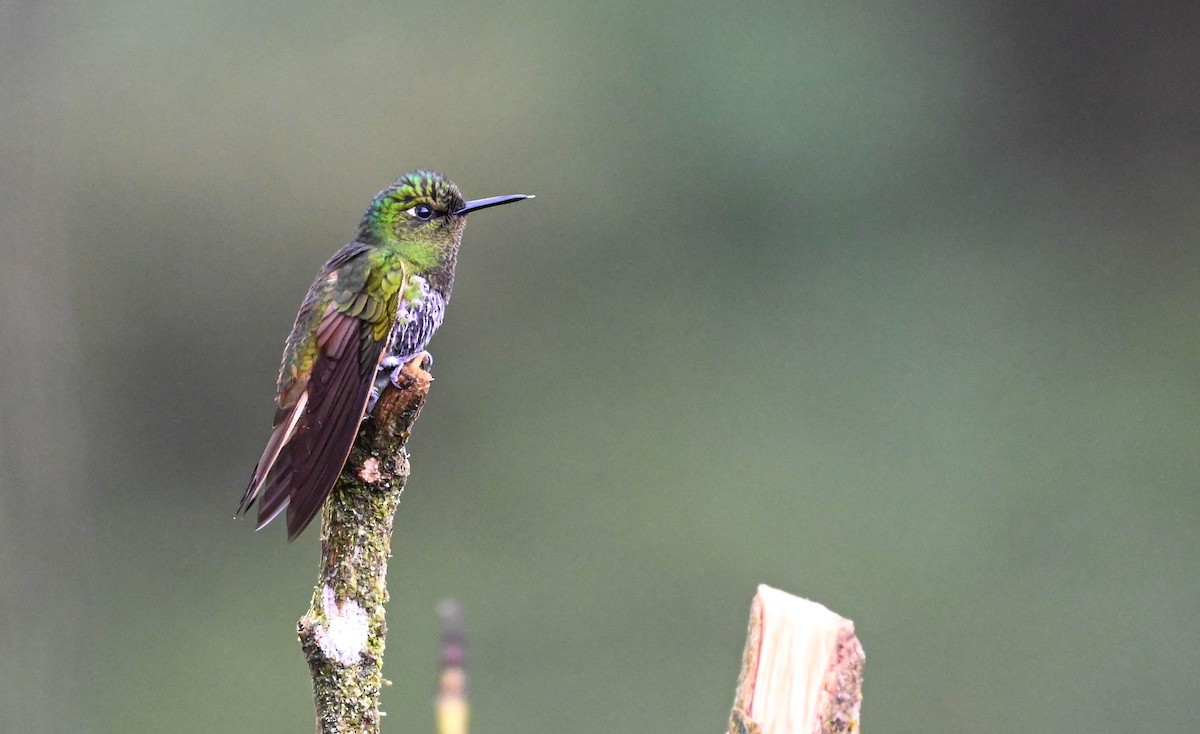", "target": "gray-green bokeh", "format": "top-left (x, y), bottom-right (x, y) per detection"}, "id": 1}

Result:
top-left (2, 1), bottom-right (1197, 731)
